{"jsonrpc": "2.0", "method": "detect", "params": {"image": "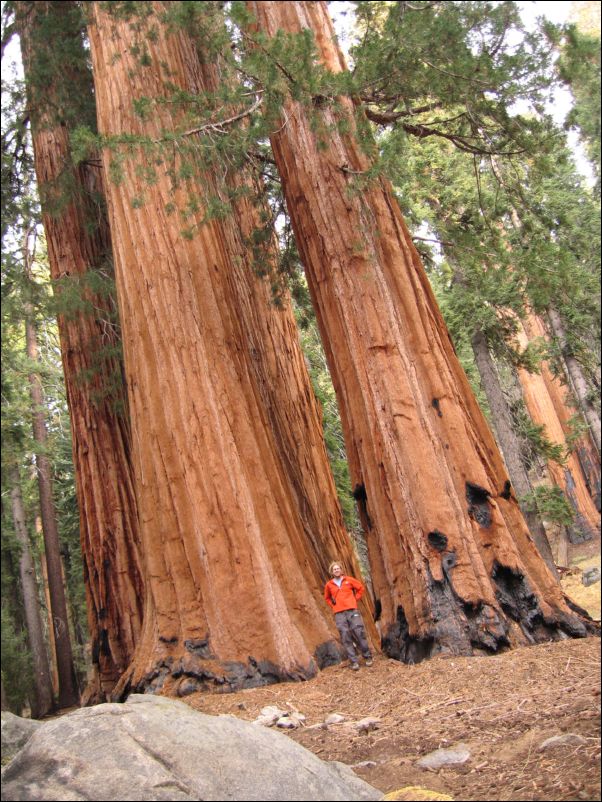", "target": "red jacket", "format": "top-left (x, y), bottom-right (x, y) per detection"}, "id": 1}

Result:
top-left (324, 575), bottom-right (365, 613)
